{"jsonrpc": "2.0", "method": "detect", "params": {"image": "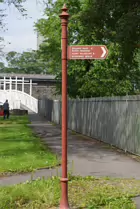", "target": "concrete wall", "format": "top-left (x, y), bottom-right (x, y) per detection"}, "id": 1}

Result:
top-left (38, 96), bottom-right (140, 155)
